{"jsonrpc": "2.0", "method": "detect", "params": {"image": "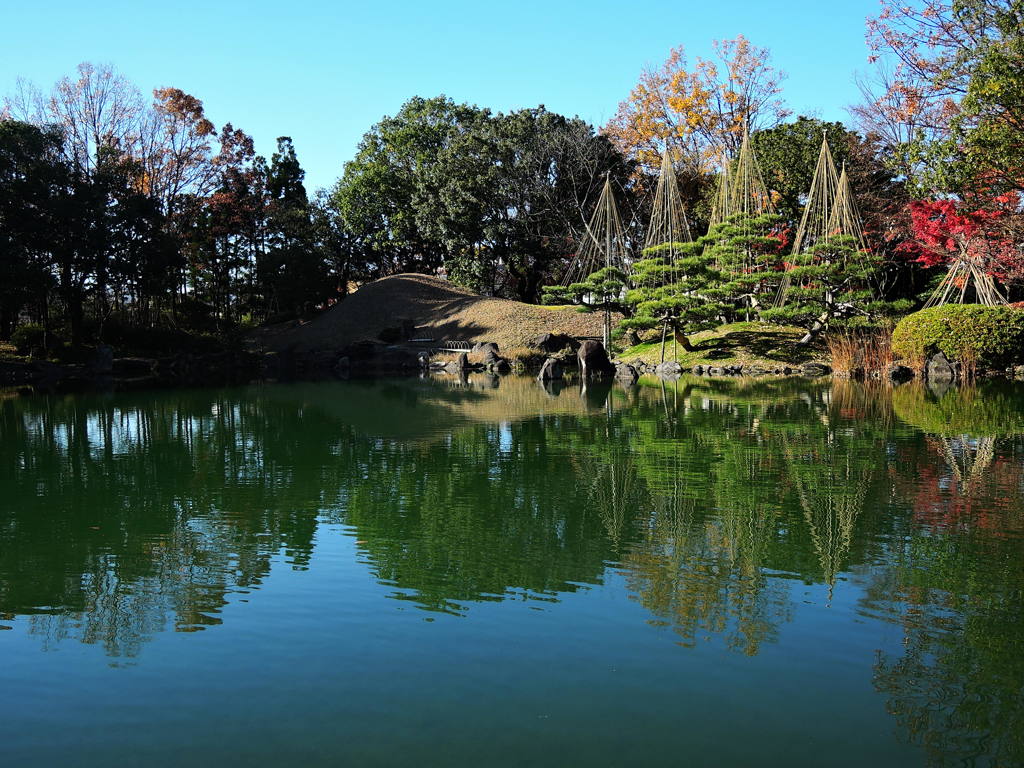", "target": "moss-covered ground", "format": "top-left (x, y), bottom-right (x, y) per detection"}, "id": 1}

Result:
top-left (617, 322), bottom-right (828, 368)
